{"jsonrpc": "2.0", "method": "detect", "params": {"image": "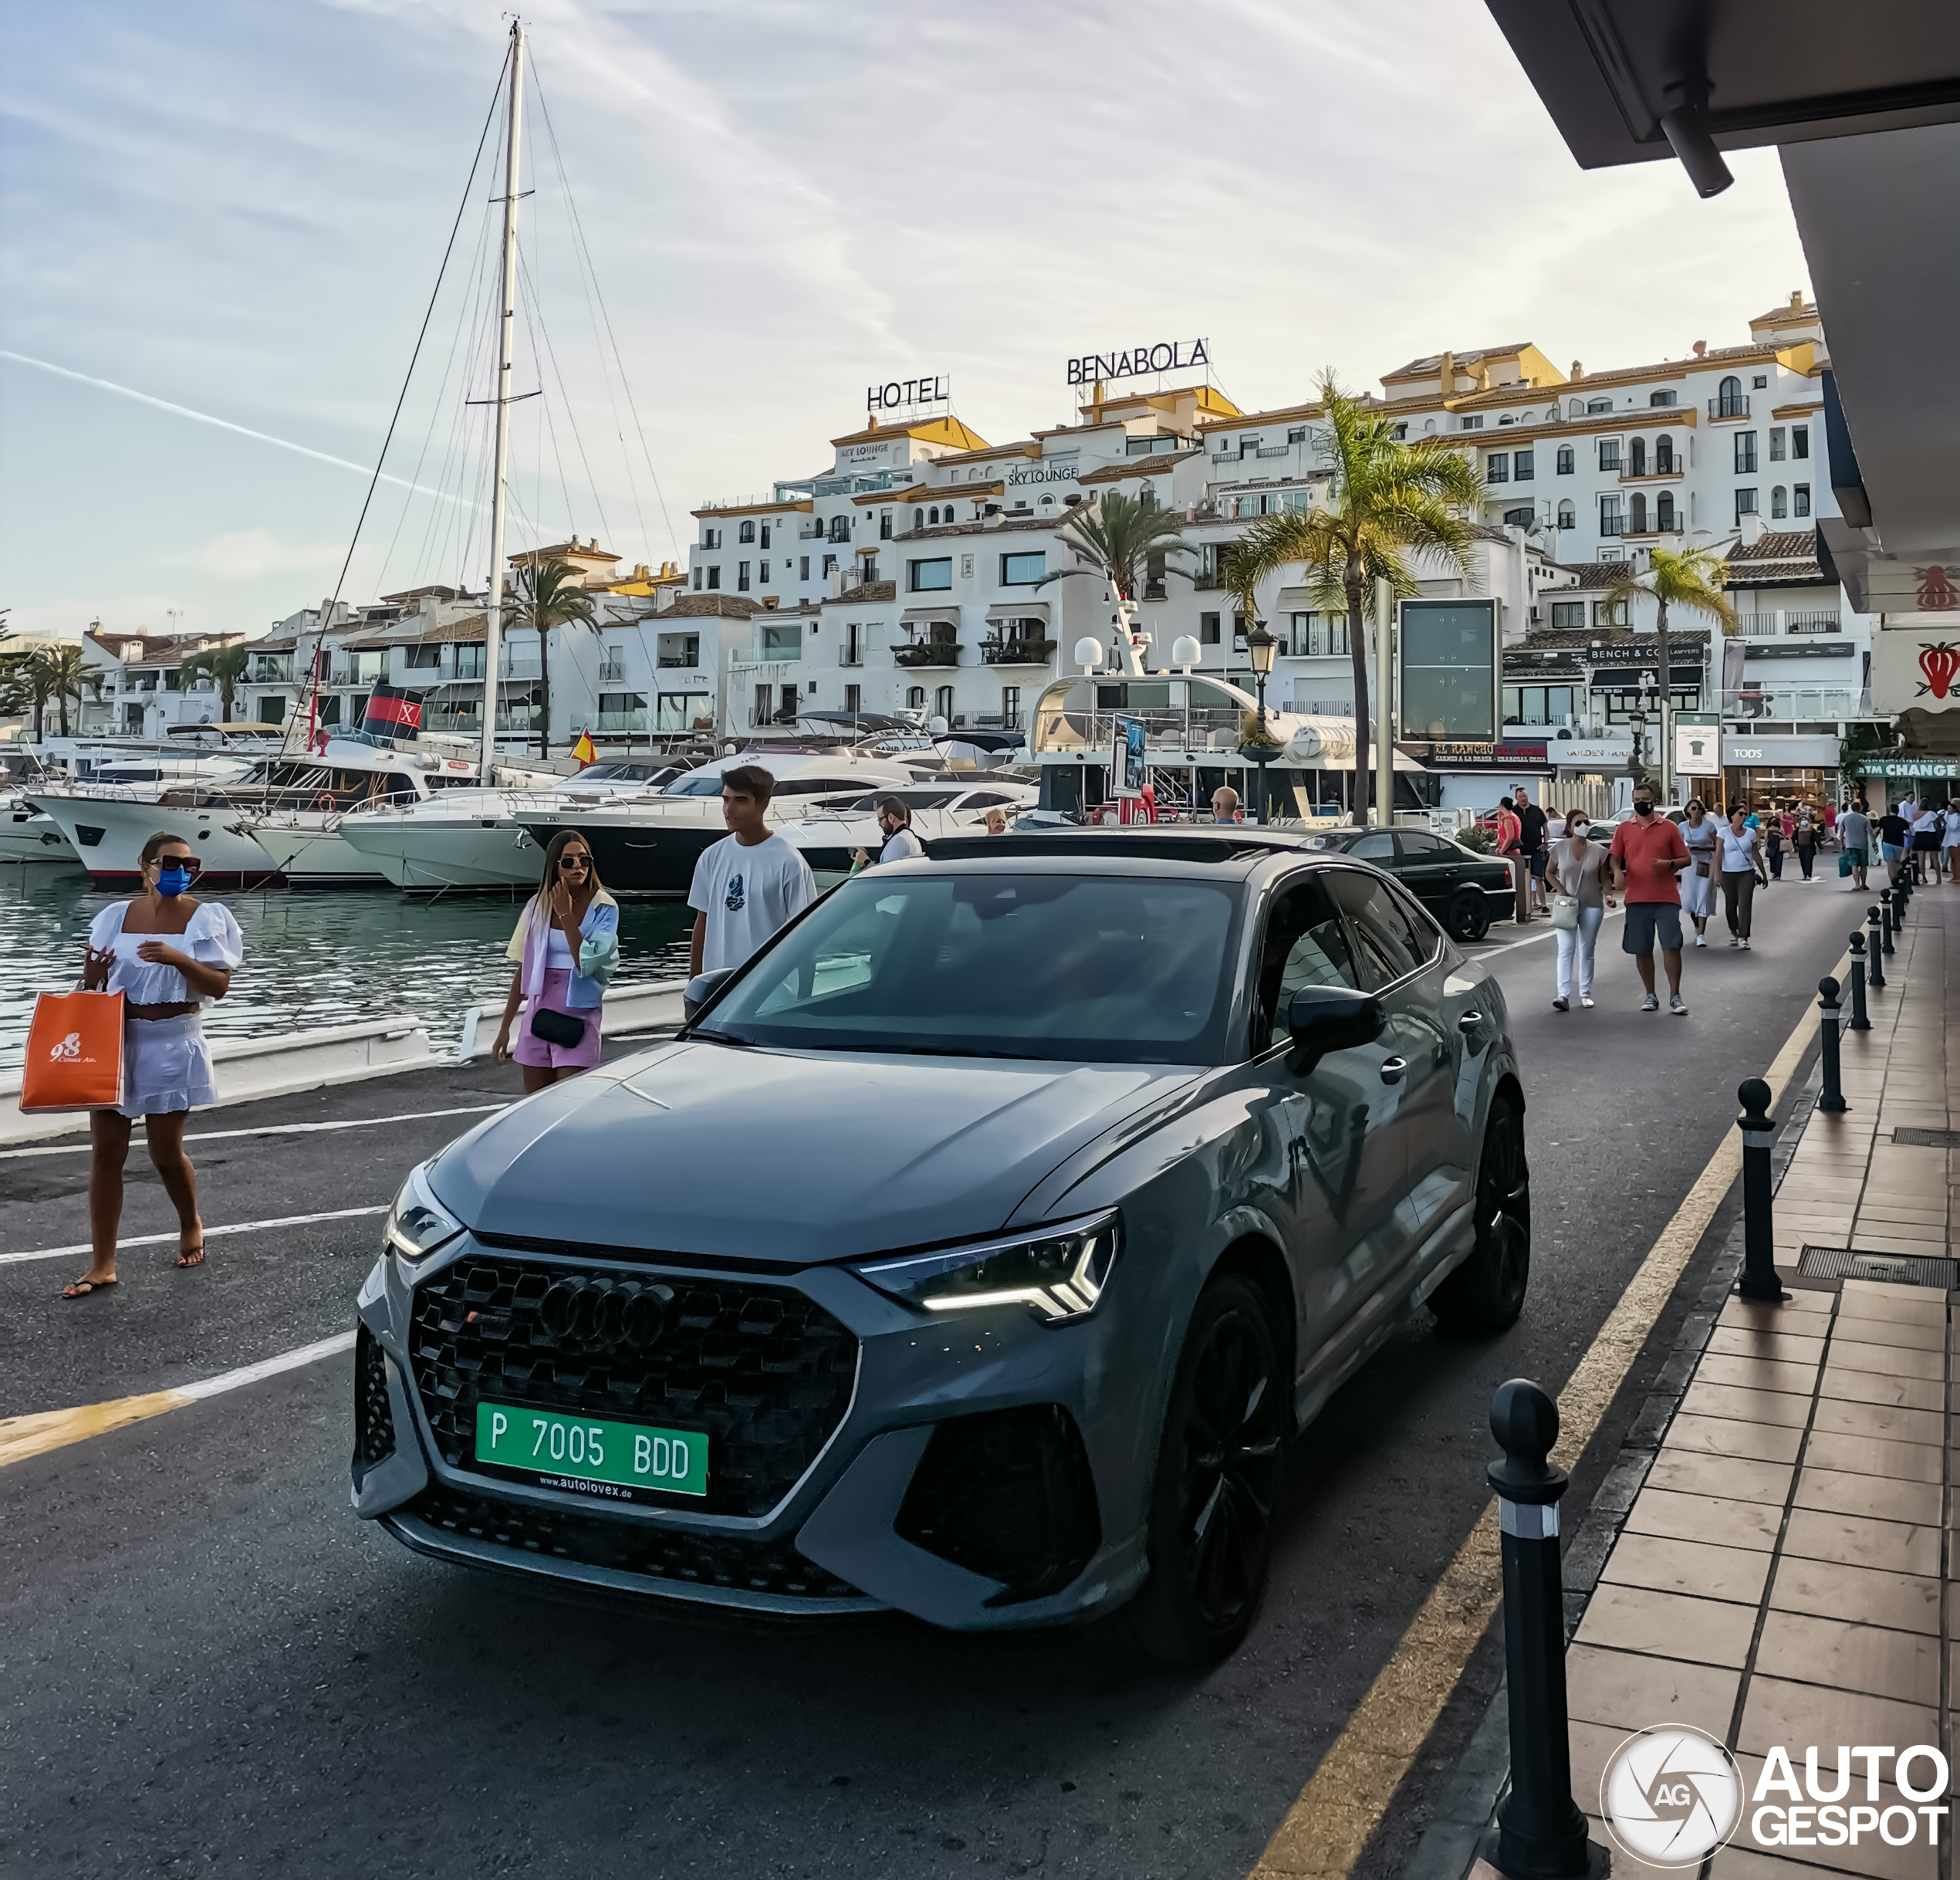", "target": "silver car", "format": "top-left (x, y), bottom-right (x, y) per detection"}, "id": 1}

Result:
top-left (352, 830), bottom-right (1528, 1662)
